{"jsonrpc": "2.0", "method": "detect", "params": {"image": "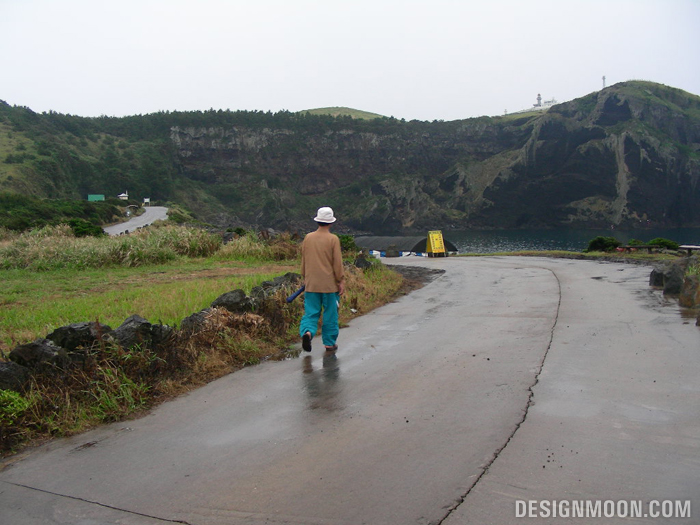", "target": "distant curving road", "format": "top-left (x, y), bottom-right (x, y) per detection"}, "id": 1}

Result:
top-left (102, 206), bottom-right (168, 236)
